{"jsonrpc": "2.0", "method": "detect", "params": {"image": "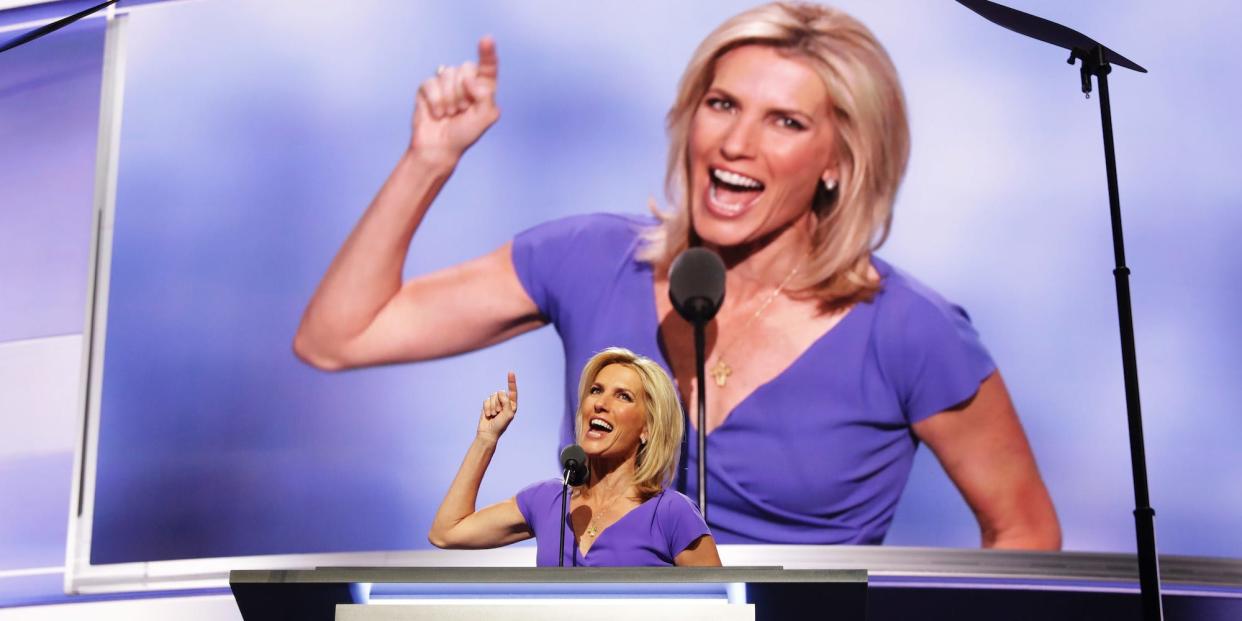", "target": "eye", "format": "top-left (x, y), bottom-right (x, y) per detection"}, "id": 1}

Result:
top-left (589, 385), bottom-right (603, 394)
top-left (705, 96), bottom-right (735, 112)
top-left (776, 116), bottom-right (806, 131)
top-left (618, 391), bottom-right (633, 402)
